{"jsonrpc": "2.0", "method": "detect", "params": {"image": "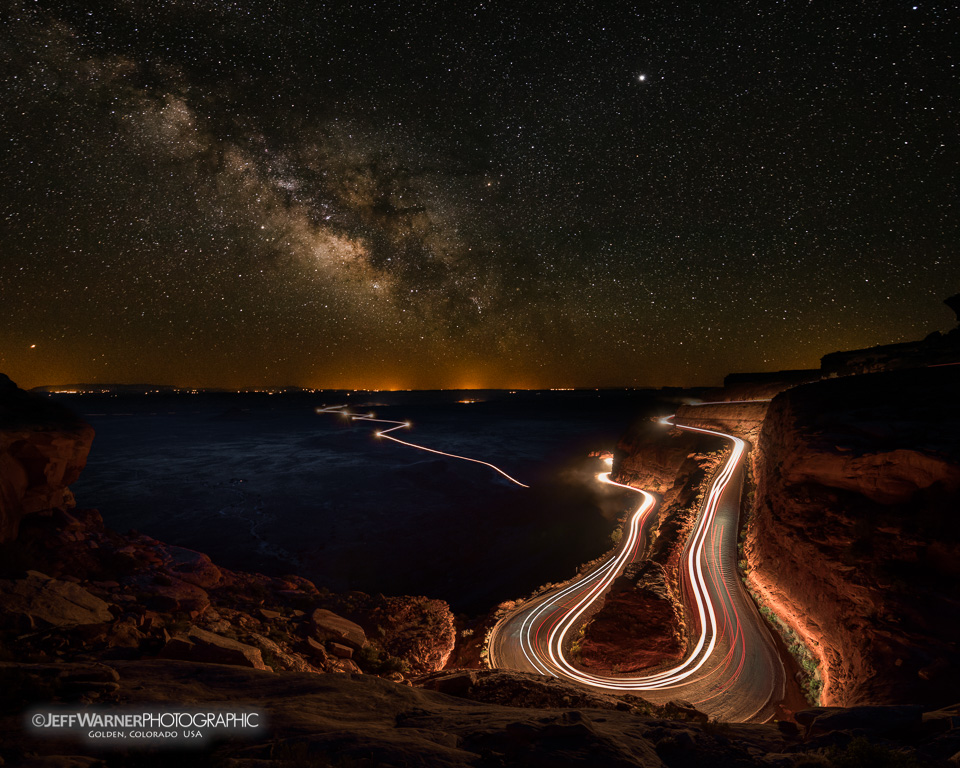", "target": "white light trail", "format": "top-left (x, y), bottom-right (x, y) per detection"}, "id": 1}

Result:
top-left (317, 406), bottom-right (529, 488)
top-left (510, 416), bottom-right (747, 691)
